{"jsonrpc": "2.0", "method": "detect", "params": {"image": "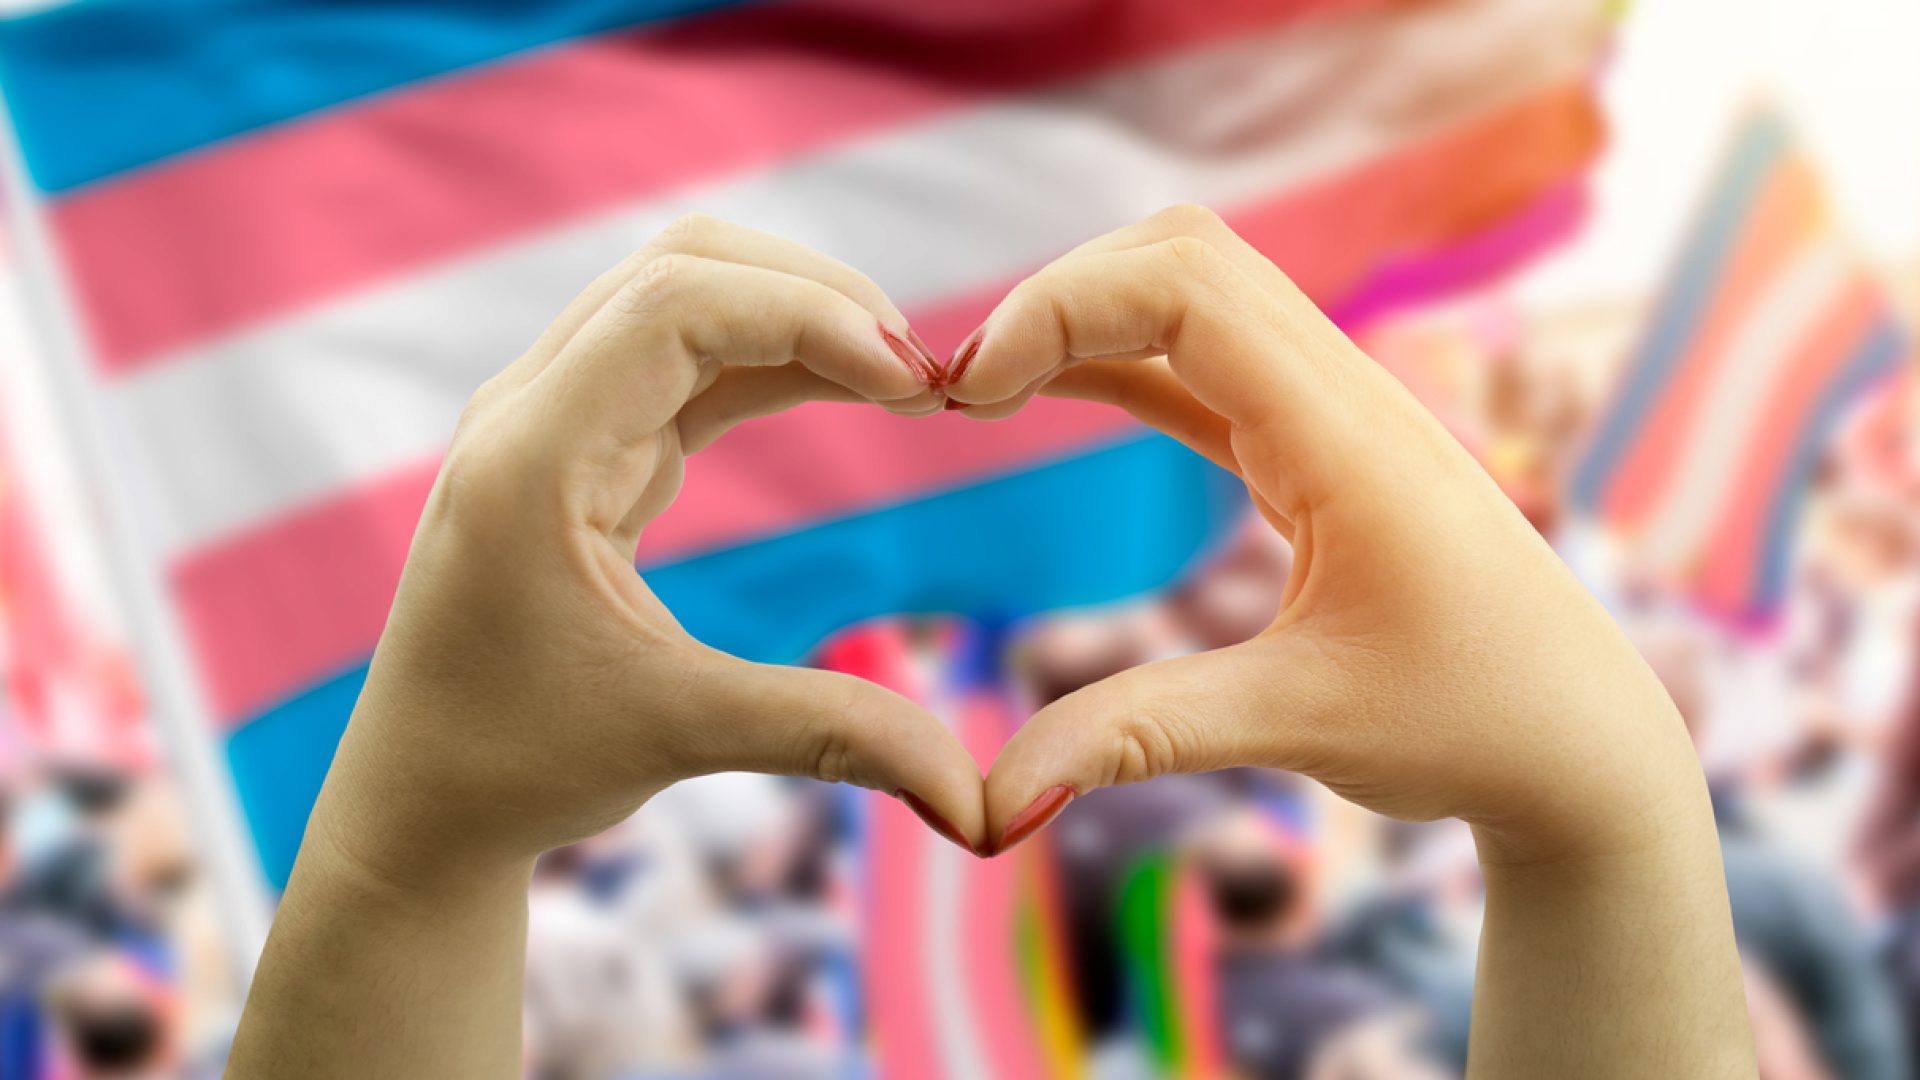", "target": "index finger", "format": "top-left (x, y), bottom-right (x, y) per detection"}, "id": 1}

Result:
top-left (500, 215), bottom-right (944, 398)
top-left (947, 234), bottom-right (1353, 436)
top-left (530, 254), bottom-right (933, 460)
